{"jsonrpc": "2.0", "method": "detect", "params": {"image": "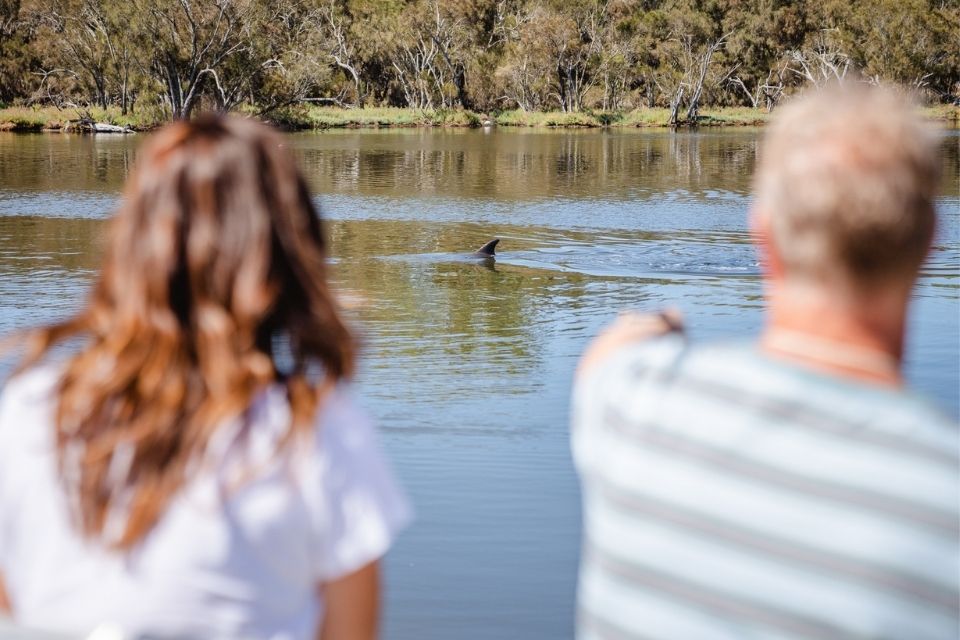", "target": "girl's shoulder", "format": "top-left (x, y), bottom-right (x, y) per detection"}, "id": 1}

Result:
top-left (0, 363), bottom-right (60, 407)
top-left (232, 383), bottom-right (388, 490)
top-left (253, 383), bottom-right (412, 582)
top-left (251, 383), bottom-right (375, 451)
top-left (0, 363), bottom-right (61, 450)
top-left (293, 384), bottom-right (385, 481)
